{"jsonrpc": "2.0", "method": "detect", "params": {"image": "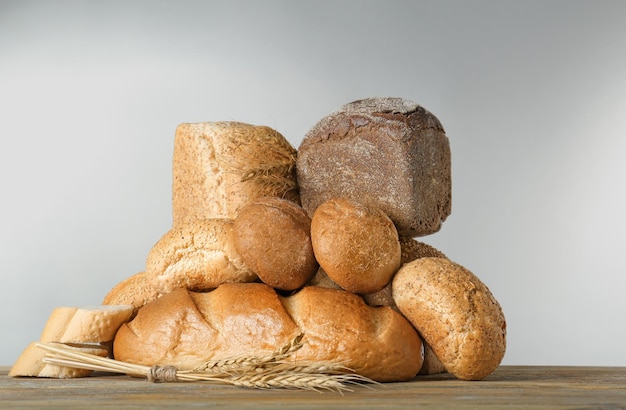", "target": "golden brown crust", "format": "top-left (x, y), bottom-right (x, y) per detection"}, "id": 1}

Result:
top-left (233, 197), bottom-right (318, 290)
top-left (104, 219), bottom-right (258, 312)
top-left (392, 257), bottom-right (506, 380)
top-left (172, 122), bottom-right (299, 225)
top-left (310, 198), bottom-right (401, 294)
top-left (102, 272), bottom-right (162, 314)
top-left (361, 237), bottom-right (446, 308)
top-left (280, 286), bottom-right (423, 382)
top-left (145, 218), bottom-right (257, 293)
top-left (113, 283), bottom-right (423, 382)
